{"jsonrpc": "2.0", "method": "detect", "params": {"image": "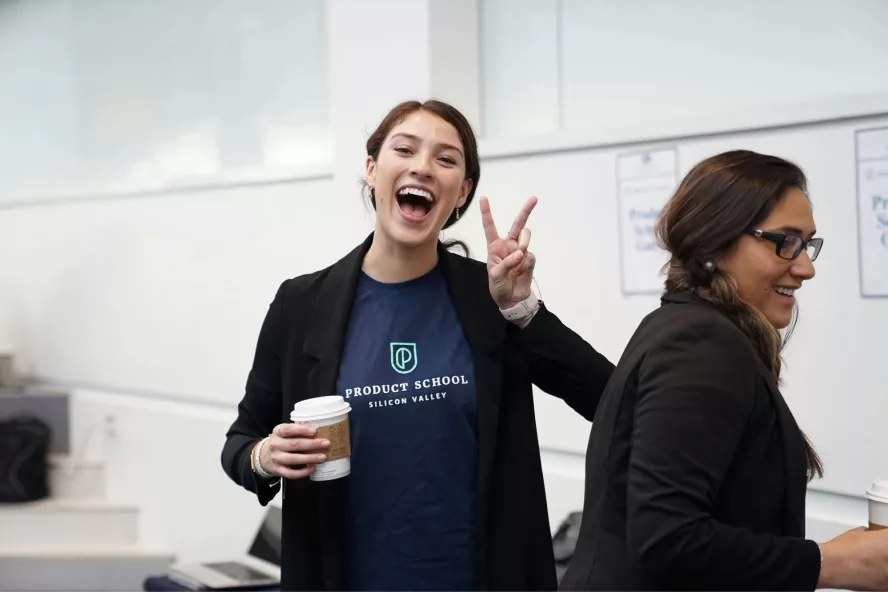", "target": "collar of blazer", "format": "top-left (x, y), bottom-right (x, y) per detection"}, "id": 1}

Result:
top-left (662, 288), bottom-right (810, 536)
top-left (301, 231), bottom-right (509, 362)
top-left (660, 289), bottom-right (705, 307)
